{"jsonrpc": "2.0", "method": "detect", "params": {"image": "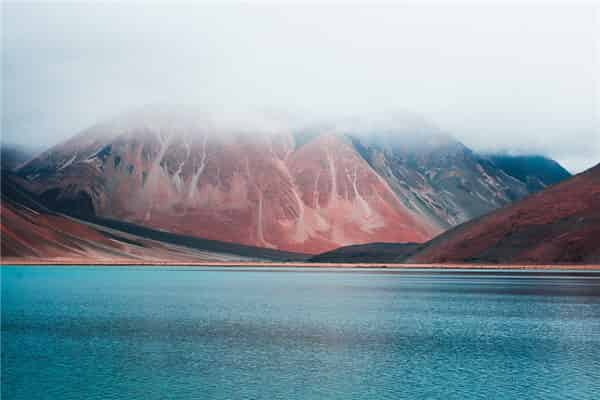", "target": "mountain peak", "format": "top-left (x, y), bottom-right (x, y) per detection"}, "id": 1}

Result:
top-left (14, 108), bottom-right (569, 253)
